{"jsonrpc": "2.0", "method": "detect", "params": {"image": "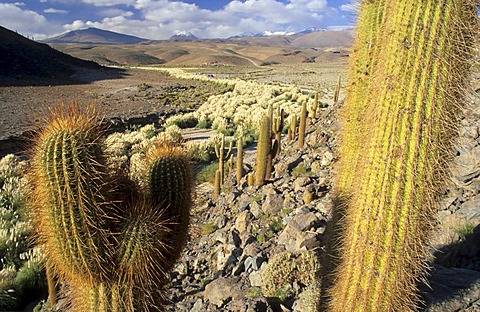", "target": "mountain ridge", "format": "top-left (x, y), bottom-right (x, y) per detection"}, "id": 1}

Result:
top-left (45, 27), bottom-right (149, 45)
top-left (0, 25), bottom-right (102, 81)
